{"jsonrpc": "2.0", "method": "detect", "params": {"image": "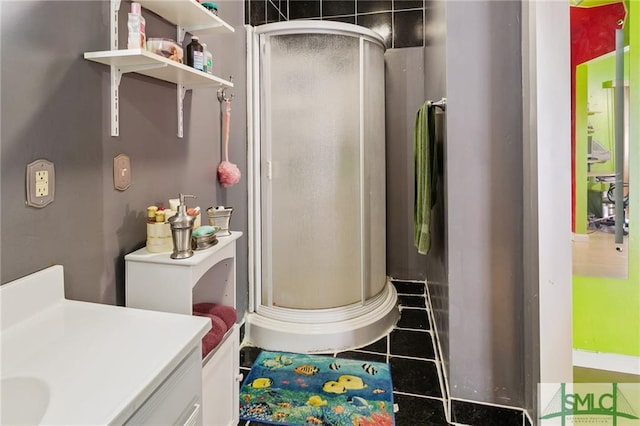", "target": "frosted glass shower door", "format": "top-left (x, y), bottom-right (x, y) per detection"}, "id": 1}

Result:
top-left (363, 39), bottom-right (386, 300)
top-left (260, 33), bottom-right (362, 309)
